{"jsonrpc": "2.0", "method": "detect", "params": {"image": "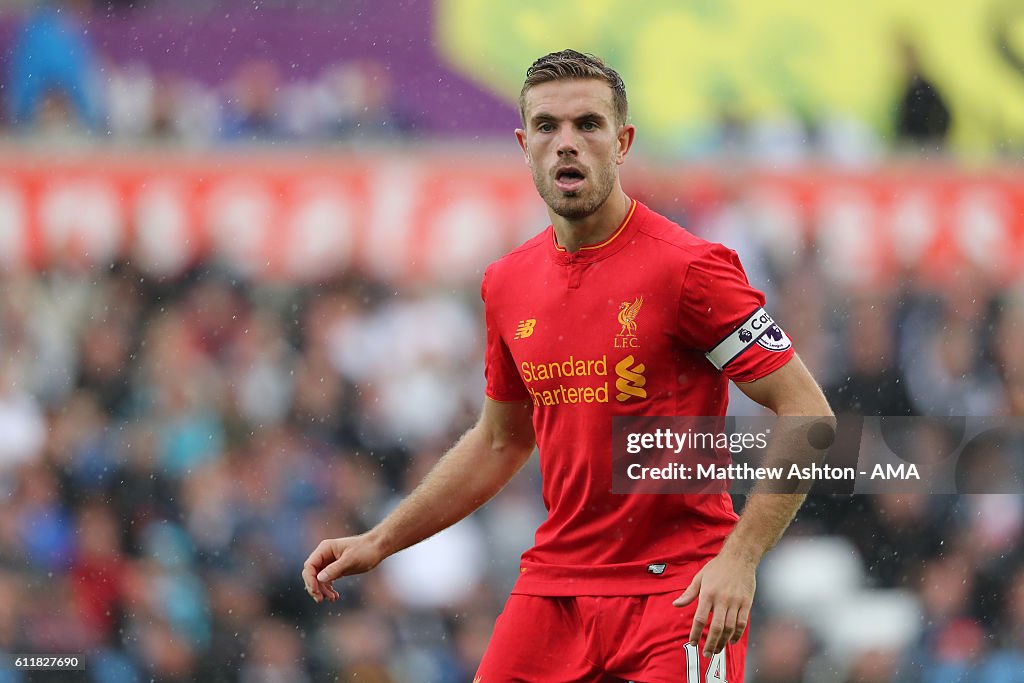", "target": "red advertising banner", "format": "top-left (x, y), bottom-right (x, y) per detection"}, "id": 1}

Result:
top-left (0, 148), bottom-right (545, 284)
top-left (0, 149), bottom-right (1022, 287)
